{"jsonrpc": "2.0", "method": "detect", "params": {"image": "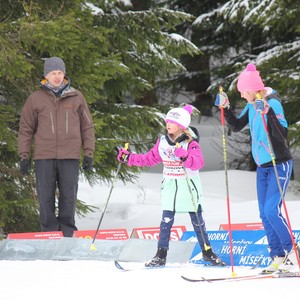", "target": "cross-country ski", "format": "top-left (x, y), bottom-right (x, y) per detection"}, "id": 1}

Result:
top-left (181, 271), bottom-right (300, 282)
top-left (114, 260), bottom-right (189, 271)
